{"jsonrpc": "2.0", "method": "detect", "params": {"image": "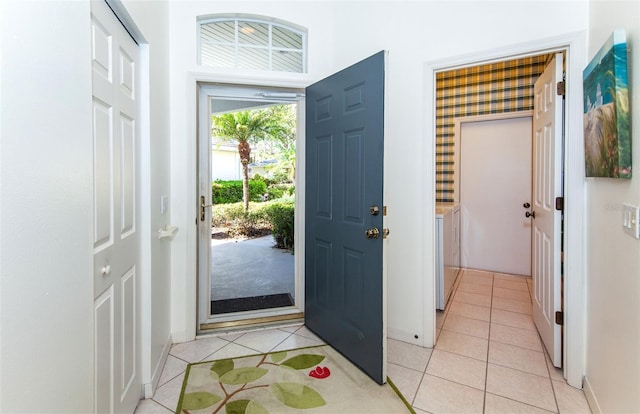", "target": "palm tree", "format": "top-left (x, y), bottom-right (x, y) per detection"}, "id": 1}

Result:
top-left (211, 109), bottom-right (280, 211)
top-left (251, 105), bottom-right (297, 182)
top-left (265, 105), bottom-right (296, 181)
